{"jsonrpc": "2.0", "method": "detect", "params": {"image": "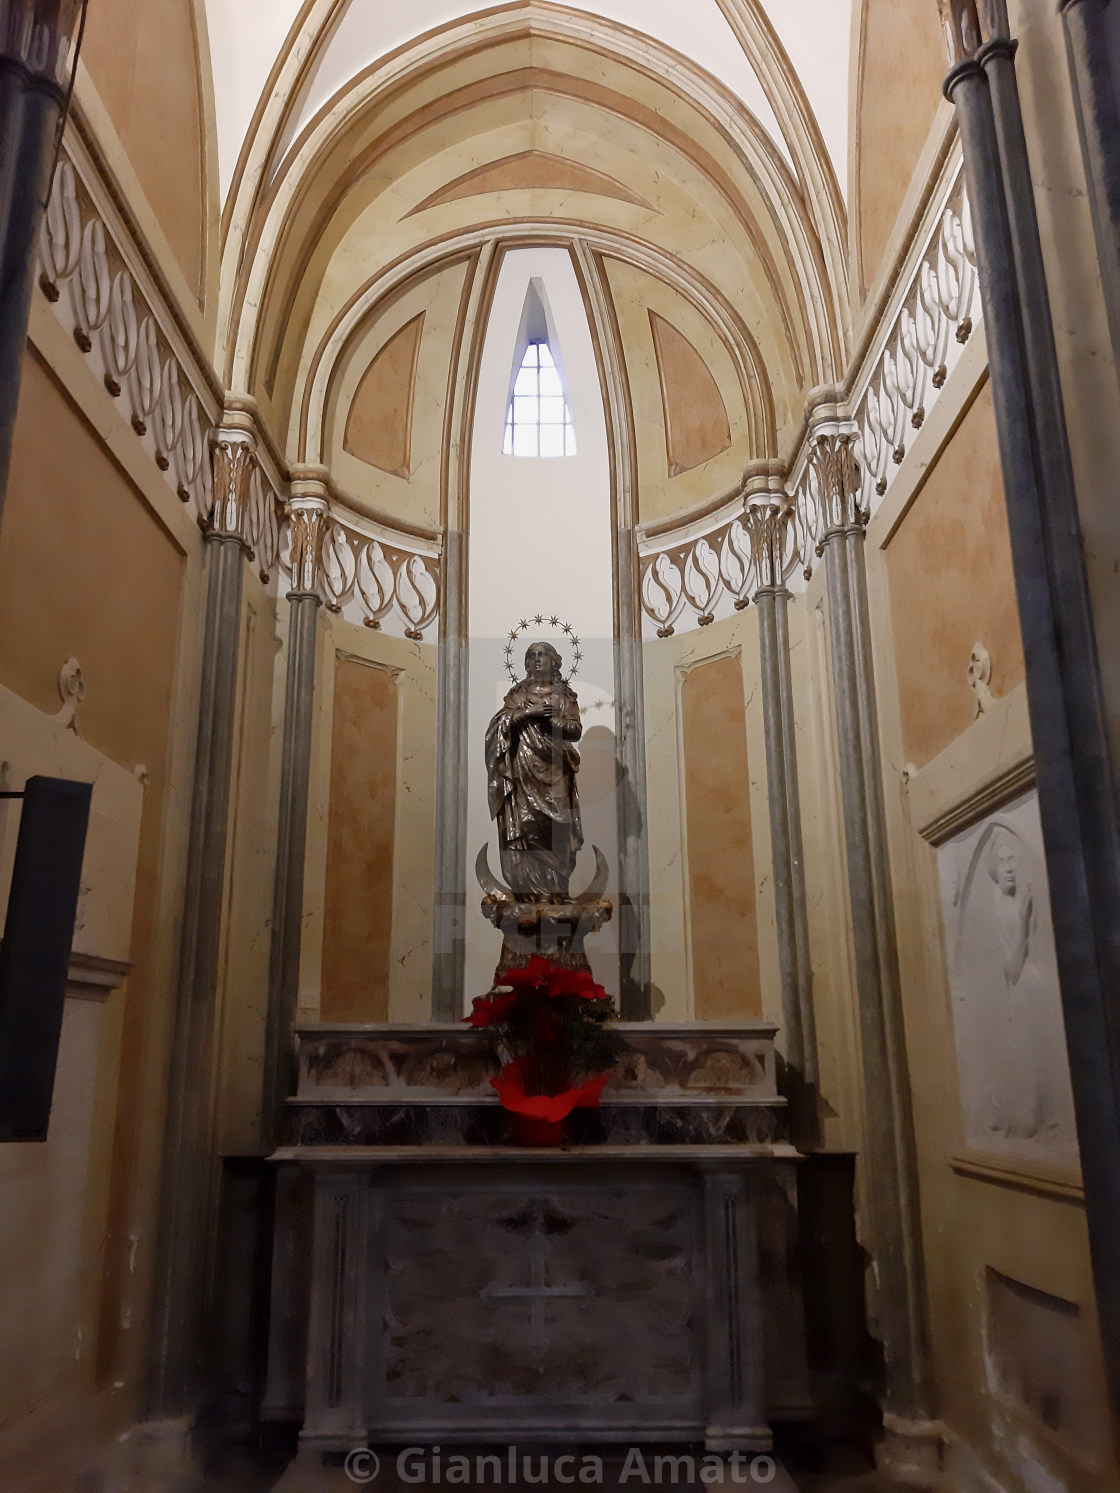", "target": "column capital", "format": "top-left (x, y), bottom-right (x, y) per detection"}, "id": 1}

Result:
top-left (937, 0), bottom-right (1009, 64)
top-left (285, 497), bottom-right (330, 600)
top-left (208, 429), bottom-right (257, 545)
top-left (809, 427), bottom-right (865, 536)
top-left (742, 491), bottom-right (796, 596)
